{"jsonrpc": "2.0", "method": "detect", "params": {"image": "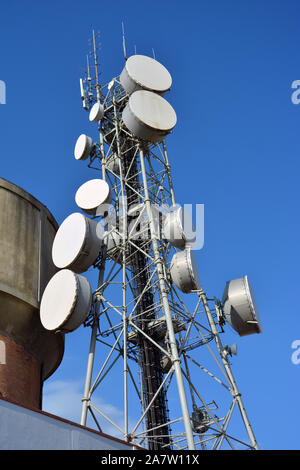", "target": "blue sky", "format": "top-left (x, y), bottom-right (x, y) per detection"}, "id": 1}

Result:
top-left (1, 0), bottom-right (300, 450)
